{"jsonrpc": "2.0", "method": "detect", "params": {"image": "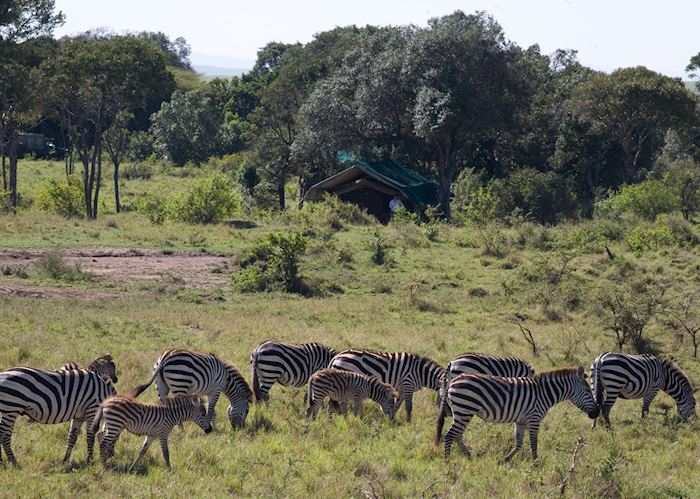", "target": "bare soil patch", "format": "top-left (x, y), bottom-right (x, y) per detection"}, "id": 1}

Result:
top-left (0, 247), bottom-right (232, 291)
